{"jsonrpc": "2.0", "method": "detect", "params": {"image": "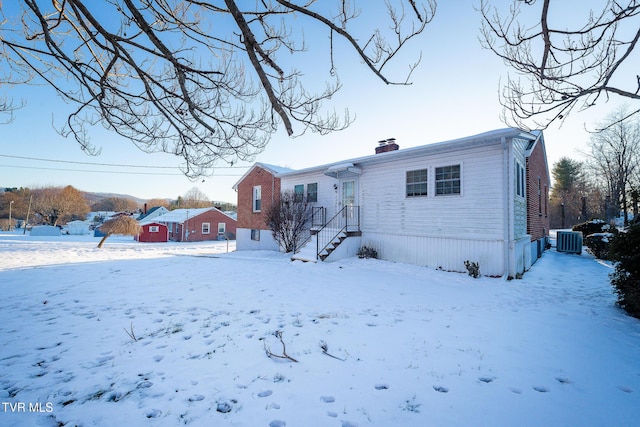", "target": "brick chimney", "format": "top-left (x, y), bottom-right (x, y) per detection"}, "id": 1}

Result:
top-left (375, 138), bottom-right (399, 154)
